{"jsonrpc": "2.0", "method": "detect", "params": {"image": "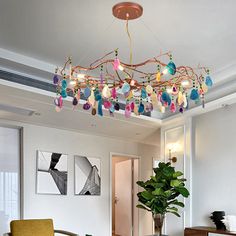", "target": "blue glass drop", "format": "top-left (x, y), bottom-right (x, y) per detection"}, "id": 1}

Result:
top-left (84, 86), bottom-right (91, 98)
top-left (94, 89), bottom-right (102, 101)
top-left (141, 88), bottom-right (147, 99)
top-left (61, 89), bottom-right (67, 98)
top-left (53, 75), bottom-right (59, 84)
top-left (167, 61), bottom-right (176, 75)
top-left (61, 79), bottom-right (67, 89)
top-left (110, 104), bottom-right (115, 113)
top-left (138, 103), bottom-right (145, 113)
top-left (122, 82), bottom-right (130, 94)
top-left (190, 89), bottom-right (199, 100)
top-left (98, 100), bottom-right (103, 116)
top-left (161, 91), bottom-right (171, 105)
top-left (205, 76), bottom-right (213, 87)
